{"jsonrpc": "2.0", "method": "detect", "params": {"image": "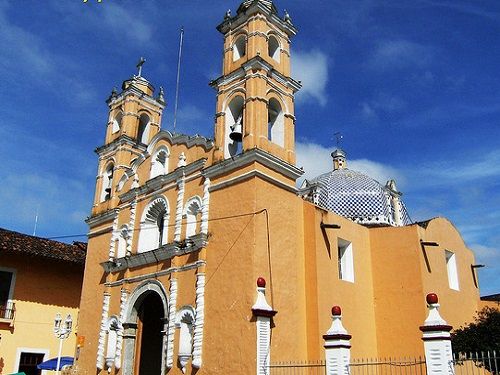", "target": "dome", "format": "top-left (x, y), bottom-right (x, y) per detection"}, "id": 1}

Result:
top-left (300, 150), bottom-right (411, 227)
